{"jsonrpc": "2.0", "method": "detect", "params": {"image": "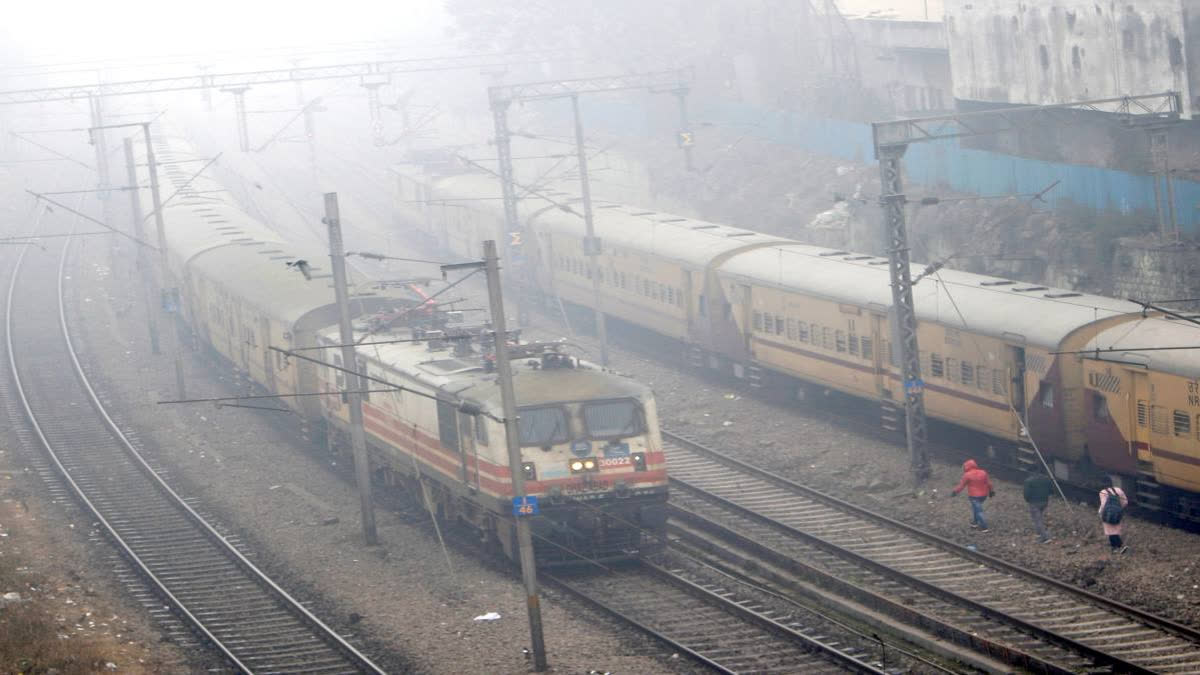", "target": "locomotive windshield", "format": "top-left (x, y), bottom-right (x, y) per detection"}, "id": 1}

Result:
top-left (583, 400), bottom-right (643, 438)
top-left (518, 406), bottom-right (569, 446)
